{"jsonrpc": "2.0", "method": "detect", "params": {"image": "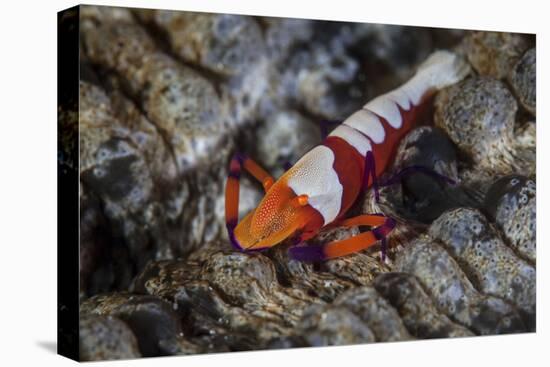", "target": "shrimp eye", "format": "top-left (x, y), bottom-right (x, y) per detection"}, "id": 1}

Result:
top-left (292, 194), bottom-right (309, 207)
